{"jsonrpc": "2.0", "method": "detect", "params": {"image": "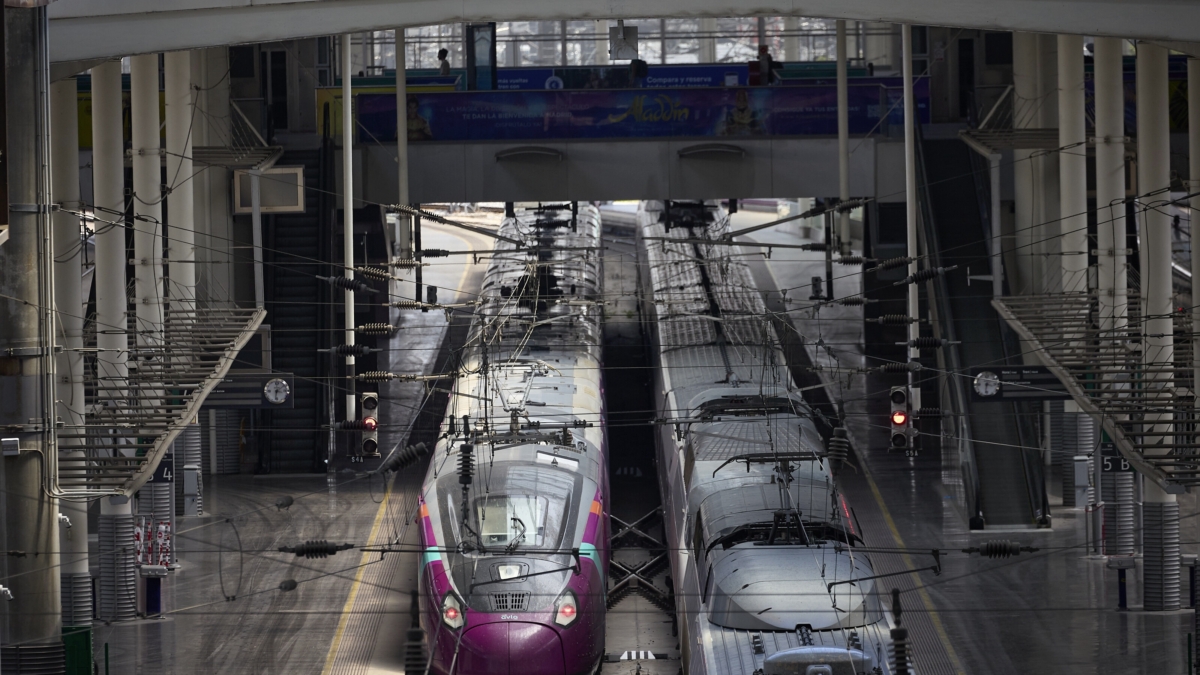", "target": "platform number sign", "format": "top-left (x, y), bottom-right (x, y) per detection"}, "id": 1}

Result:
top-left (146, 453), bottom-right (174, 483)
top-left (1100, 443), bottom-right (1134, 473)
